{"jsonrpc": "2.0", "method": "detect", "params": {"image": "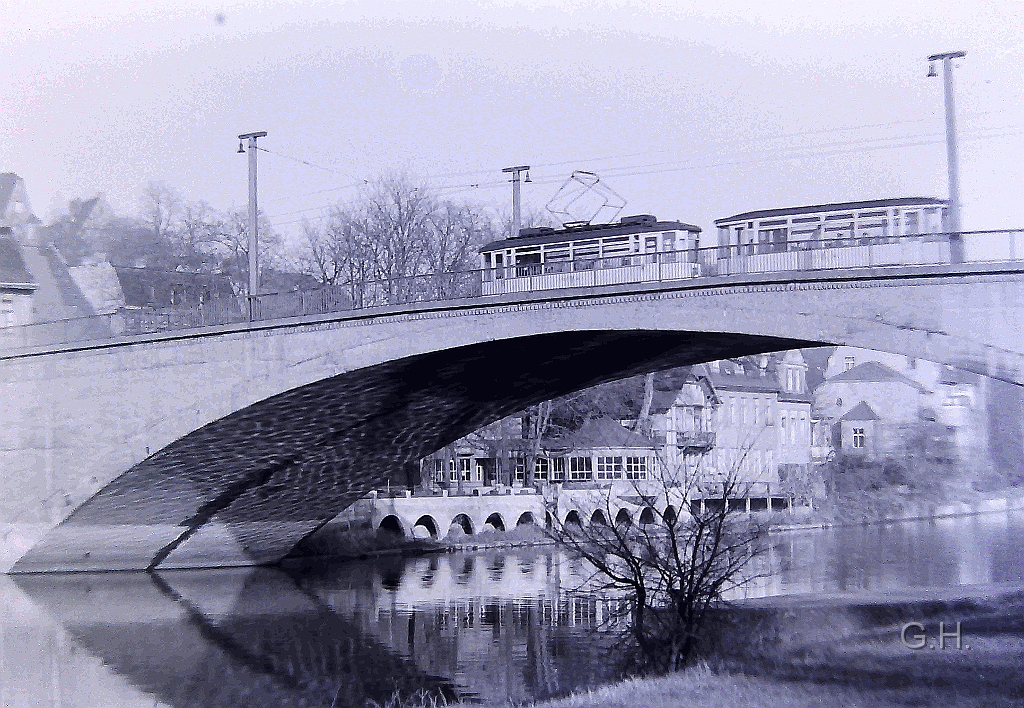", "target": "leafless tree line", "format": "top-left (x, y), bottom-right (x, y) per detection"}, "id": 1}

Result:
top-left (48, 174), bottom-right (553, 303)
top-left (298, 175), bottom-right (513, 306)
